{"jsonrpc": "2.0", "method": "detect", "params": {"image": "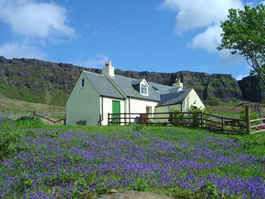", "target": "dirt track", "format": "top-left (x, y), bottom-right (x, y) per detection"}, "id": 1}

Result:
top-left (96, 190), bottom-right (175, 199)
